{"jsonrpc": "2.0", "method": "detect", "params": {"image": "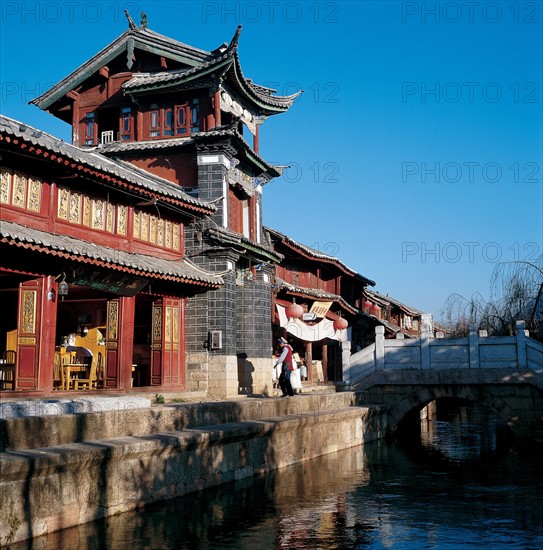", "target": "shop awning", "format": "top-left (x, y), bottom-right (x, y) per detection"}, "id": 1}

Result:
top-left (276, 304), bottom-right (346, 343)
